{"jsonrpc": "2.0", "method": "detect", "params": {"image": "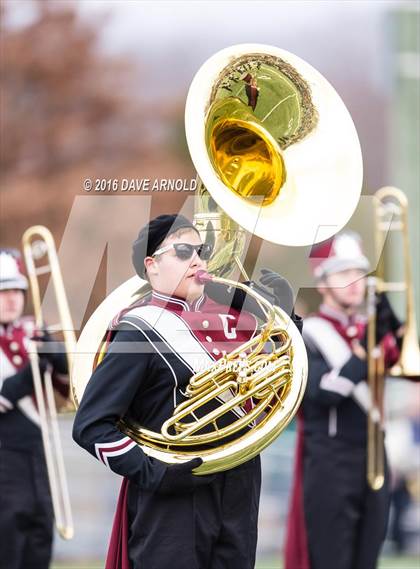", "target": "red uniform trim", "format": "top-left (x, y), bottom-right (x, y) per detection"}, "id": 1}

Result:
top-left (284, 414), bottom-right (310, 569)
top-left (105, 478), bottom-right (130, 569)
